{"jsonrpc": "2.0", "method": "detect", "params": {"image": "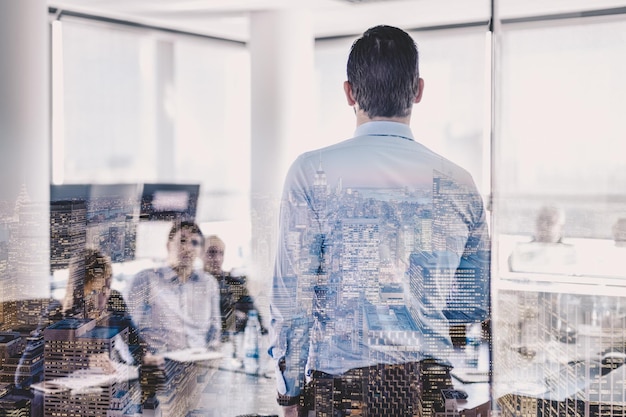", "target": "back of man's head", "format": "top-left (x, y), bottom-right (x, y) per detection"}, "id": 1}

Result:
top-left (347, 25), bottom-right (420, 119)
